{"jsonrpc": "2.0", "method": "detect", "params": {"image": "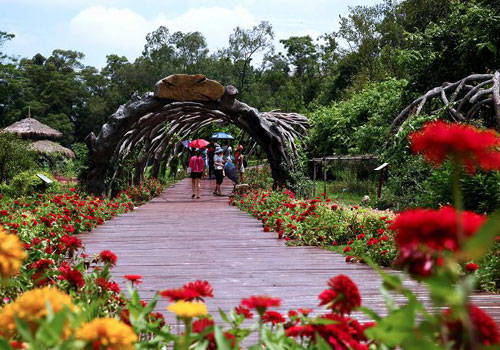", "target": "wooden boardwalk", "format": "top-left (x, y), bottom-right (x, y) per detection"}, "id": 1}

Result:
top-left (80, 178), bottom-right (500, 324)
